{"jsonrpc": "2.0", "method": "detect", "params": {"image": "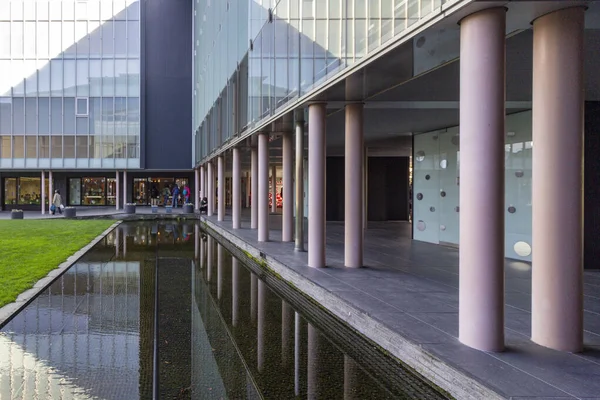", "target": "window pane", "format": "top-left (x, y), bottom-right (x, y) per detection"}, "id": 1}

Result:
top-left (49, 22), bottom-right (62, 57)
top-left (127, 59), bottom-right (139, 96)
top-left (64, 97), bottom-right (75, 134)
top-left (51, 136), bottom-right (62, 158)
top-left (13, 97), bottom-right (24, 134)
top-left (13, 136), bottom-right (24, 158)
top-left (25, 97), bottom-right (36, 134)
top-left (90, 60), bottom-right (102, 96)
top-left (37, 22), bottom-right (49, 58)
top-left (64, 60), bottom-right (76, 96)
top-left (63, 136), bottom-right (75, 158)
top-left (82, 177), bottom-right (105, 205)
top-left (11, 22), bottom-right (24, 58)
top-left (115, 21), bottom-right (127, 56)
top-left (127, 20), bottom-right (139, 56)
top-left (24, 22), bottom-right (36, 58)
top-left (76, 59), bottom-right (89, 96)
top-left (50, 59), bottom-right (63, 96)
top-left (89, 20), bottom-right (102, 57)
top-left (5, 178), bottom-right (17, 205)
top-left (77, 98), bottom-right (88, 115)
top-left (89, 97), bottom-right (101, 134)
top-left (51, 98), bottom-right (62, 134)
top-left (76, 21), bottom-right (89, 56)
top-left (102, 60), bottom-right (114, 96)
top-left (102, 97), bottom-right (114, 135)
top-left (26, 136), bottom-right (37, 158)
top-left (25, 61), bottom-right (38, 96)
top-left (76, 136), bottom-right (88, 158)
top-left (115, 60), bottom-right (127, 96)
top-left (38, 60), bottom-right (50, 96)
top-left (0, 98), bottom-right (11, 134)
top-left (63, 21), bottom-right (76, 58)
top-left (39, 136), bottom-right (50, 158)
top-left (38, 97), bottom-right (50, 134)
top-left (76, 117), bottom-right (88, 135)
top-left (0, 22), bottom-right (10, 58)
top-left (102, 21), bottom-right (114, 56)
